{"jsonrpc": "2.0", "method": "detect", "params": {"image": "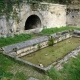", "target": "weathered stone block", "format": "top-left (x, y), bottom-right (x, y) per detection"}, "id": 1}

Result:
top-left (27, 77), bottom-right (39, 80)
